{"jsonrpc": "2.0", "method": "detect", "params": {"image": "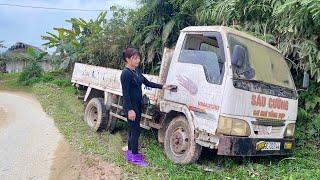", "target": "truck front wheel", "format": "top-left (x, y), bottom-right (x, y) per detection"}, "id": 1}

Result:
top-left (164, 116), bottom-right (202, 164)
top-left (84, 98), bottom-right (108, 131)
